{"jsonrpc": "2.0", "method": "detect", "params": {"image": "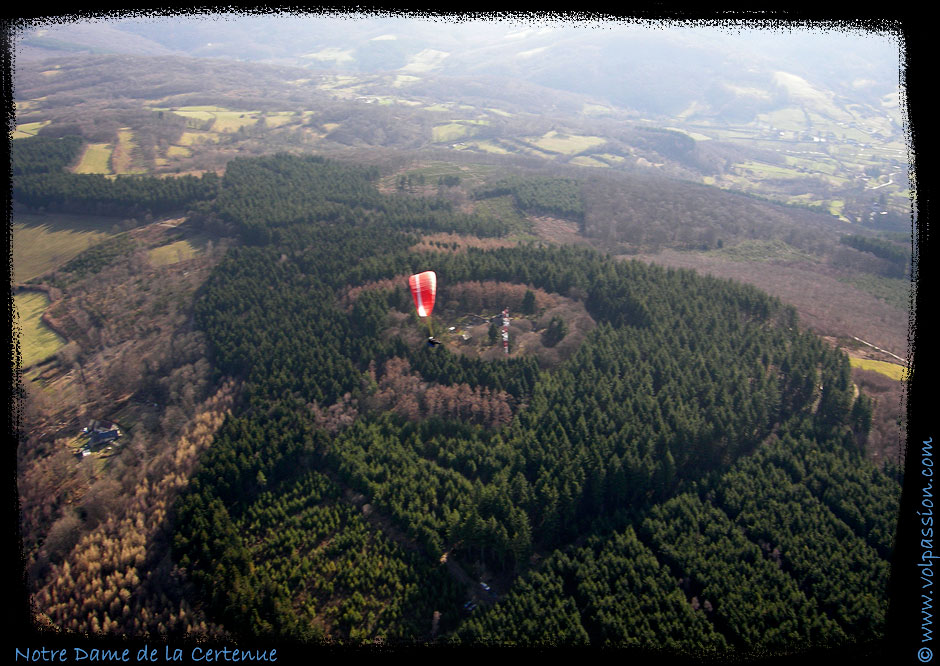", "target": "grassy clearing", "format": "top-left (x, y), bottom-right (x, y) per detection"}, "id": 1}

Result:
top-left (73, 143), bottom-right (113, 174)
top-left (166, 145), bottom-right (192, 158)
top-left (432, 122), bottom-right (469, 142)
top-left (531, 131), bottom-right (606, 155)
top-left (849, 356), bottom-right (908, 381)
top-left (569, 156), bottom-right (609, 168)
top-left (170, 109), bottom-right (216, 122)
top-left (13, 213), bottom-right (118, 283)
top-left (14, 291), bottom-right (67, 368)
top-left (153, 106), bottom-right (263, 133)
top-left (178, 131), bottom-right (218, 146)
top-left (263, 112), bottom-right (298, 128)
top-left (468, 140), bottom-right (512, 155)
top-left (734, 160), bottom-right (805, 179)
top-left (665, 127), bottom-right (712, 142)
top-left (212, 111), bottom-right (261, 132)
top-left (13, 120), bottom-right (51, 139)
top-left (148, 240), bottom-right (199, 267)
top-left (472, 194), bottom-right (530, 232)
top-left (432, 120), bottom-right (489, 143)
top-left (708, 239), bottom-right (819, 263)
